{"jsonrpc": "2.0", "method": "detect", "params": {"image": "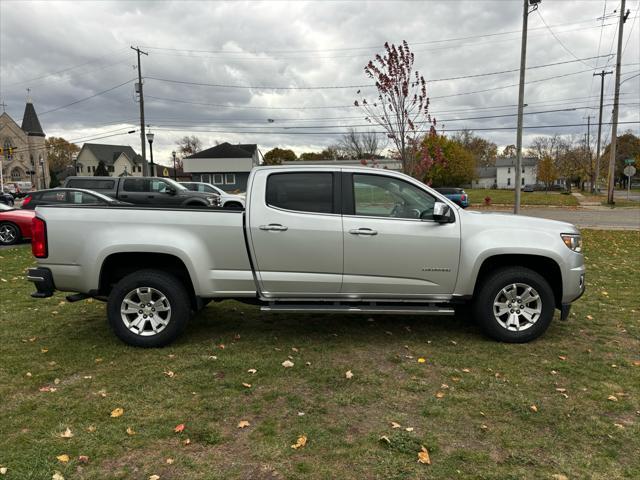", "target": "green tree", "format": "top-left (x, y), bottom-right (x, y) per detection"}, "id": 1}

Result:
top-left (94, 161), bottom-right (110, 176)
top-left (263, 148), bottom-right (297, 165)
top-left (452, 129), bottom-right (497, 167)
top-left (420, 133), bottom-right (475, 187)
top-left (601, 131), bottom-right (640, 183)
top-left (45, 137), bottom-right (80, 173)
